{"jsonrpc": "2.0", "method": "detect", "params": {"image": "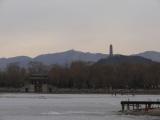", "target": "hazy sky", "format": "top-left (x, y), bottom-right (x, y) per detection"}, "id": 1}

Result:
top-left (0, 0), bottom-right (160, 57)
